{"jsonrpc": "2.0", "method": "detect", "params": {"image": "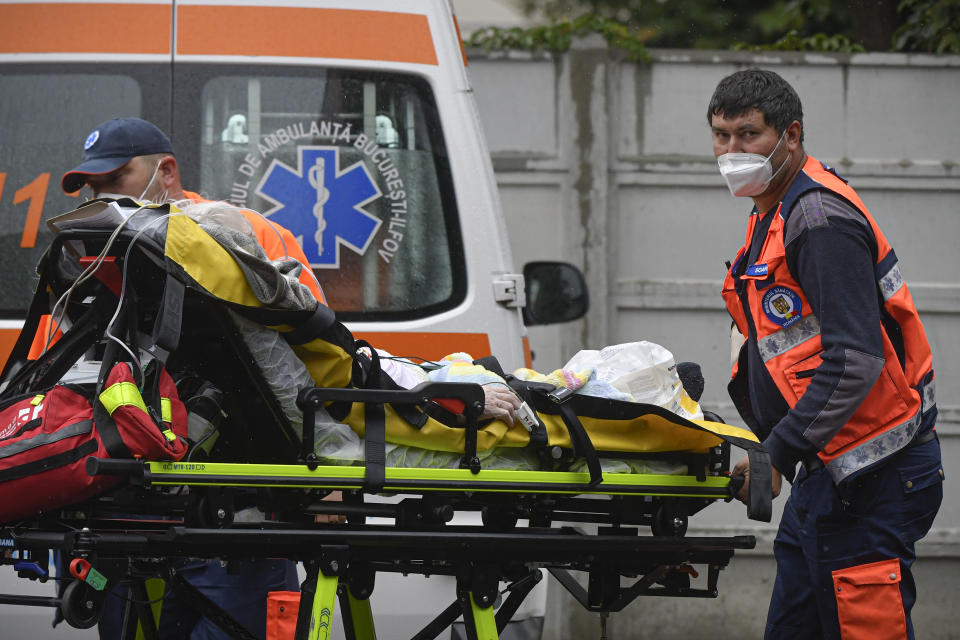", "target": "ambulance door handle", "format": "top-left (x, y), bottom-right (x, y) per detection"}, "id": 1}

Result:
top-left (492, 274), bottom-right (526, 308)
